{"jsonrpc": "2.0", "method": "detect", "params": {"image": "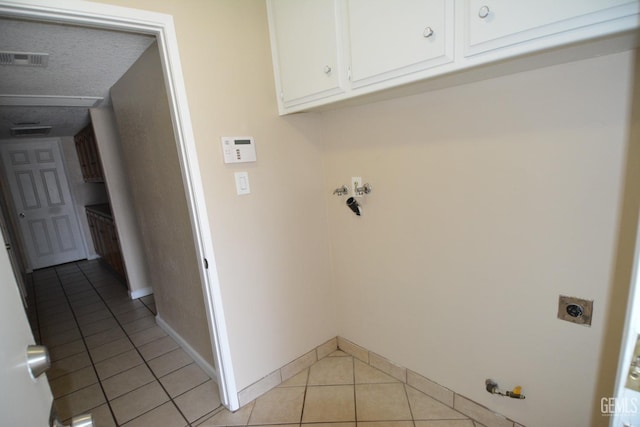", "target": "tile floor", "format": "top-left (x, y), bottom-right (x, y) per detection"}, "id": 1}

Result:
top-left (27, 260), bottom-right (480, 427)
top-left (198, 351), bottom-right (480, 427)
top-left (28, 260), bottom-right (221, 426)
